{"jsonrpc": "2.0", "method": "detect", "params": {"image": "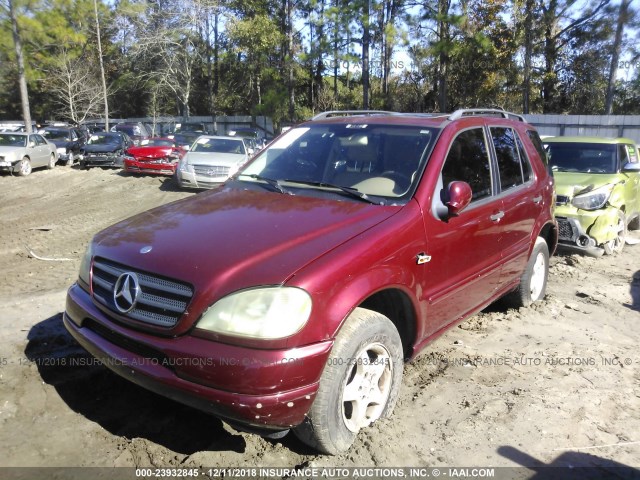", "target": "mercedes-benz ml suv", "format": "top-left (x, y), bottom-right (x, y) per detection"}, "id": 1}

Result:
top-left (64, 109), bottom-right (557, 454)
